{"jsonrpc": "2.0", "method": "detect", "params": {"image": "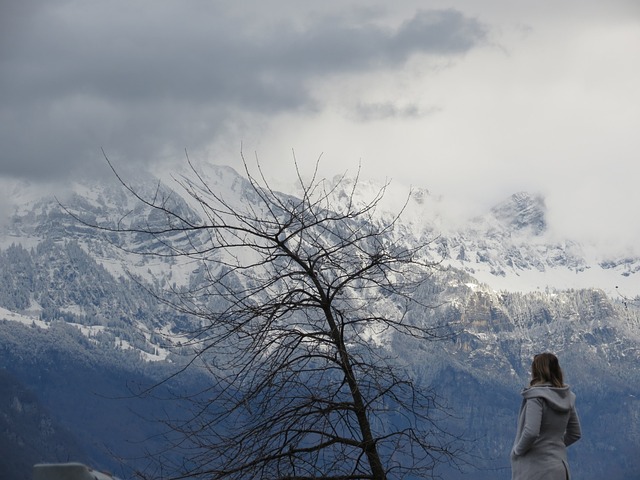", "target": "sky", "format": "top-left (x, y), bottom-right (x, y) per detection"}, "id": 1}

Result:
top-left (1, 0), bottom-right (639, 253)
